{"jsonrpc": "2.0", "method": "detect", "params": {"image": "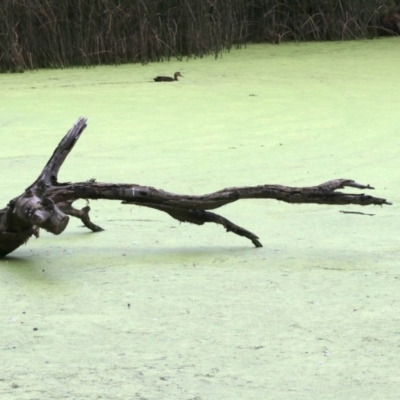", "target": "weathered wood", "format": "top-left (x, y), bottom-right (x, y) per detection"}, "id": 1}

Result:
top-left (0, 118), bottom-right (391, 257)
